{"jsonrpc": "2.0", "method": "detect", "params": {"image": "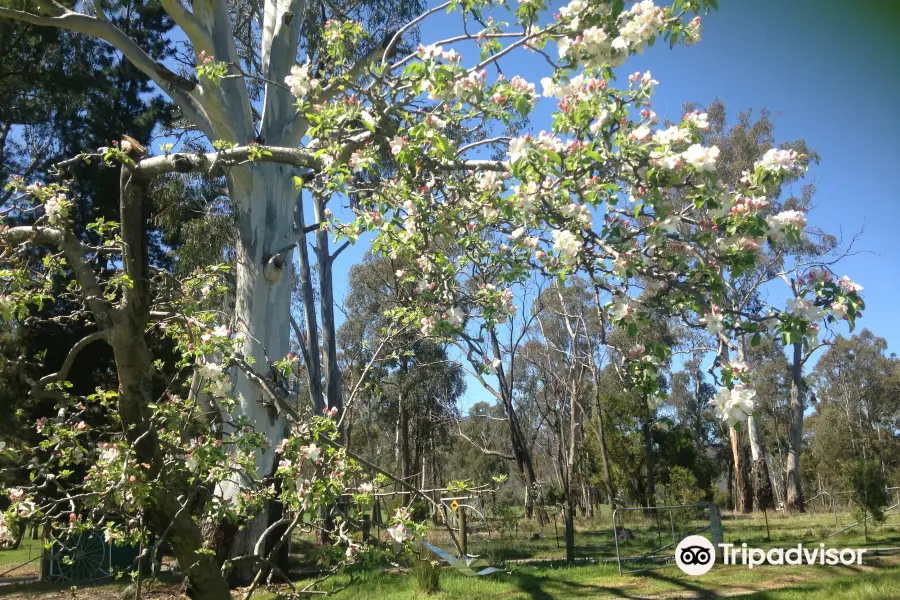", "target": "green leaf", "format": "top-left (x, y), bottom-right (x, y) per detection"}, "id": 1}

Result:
top-left (751, 332), bottom-right (761, 347)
